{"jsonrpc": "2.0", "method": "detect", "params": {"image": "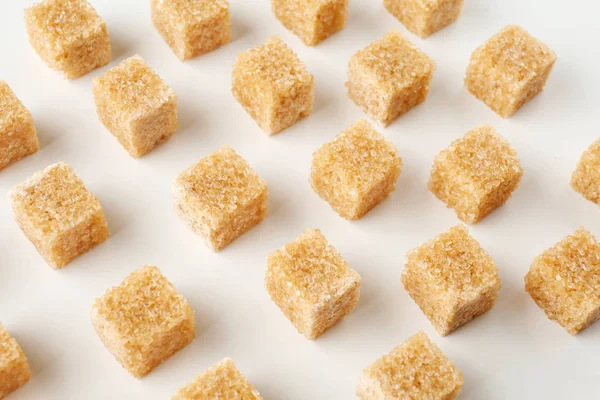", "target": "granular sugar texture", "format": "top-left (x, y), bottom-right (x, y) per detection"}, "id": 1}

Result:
top-left (0, 325), bottom-right (32, 399)
top-left (571, 138), bottom-right (600, 205)
top-left (384, 0), bottom-right (464, 38)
